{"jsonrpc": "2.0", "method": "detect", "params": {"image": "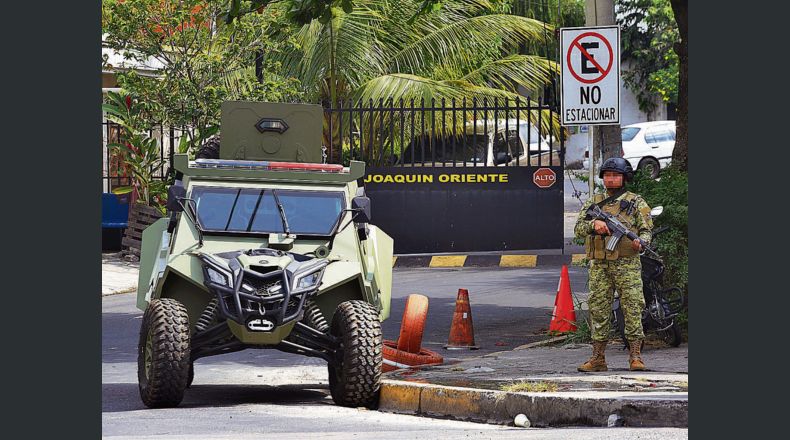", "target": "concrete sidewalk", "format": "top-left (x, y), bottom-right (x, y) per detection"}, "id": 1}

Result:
top-left (102, 252), bottom-right (139, 296)
top-left (379, 342), bottom-right (688, 428)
